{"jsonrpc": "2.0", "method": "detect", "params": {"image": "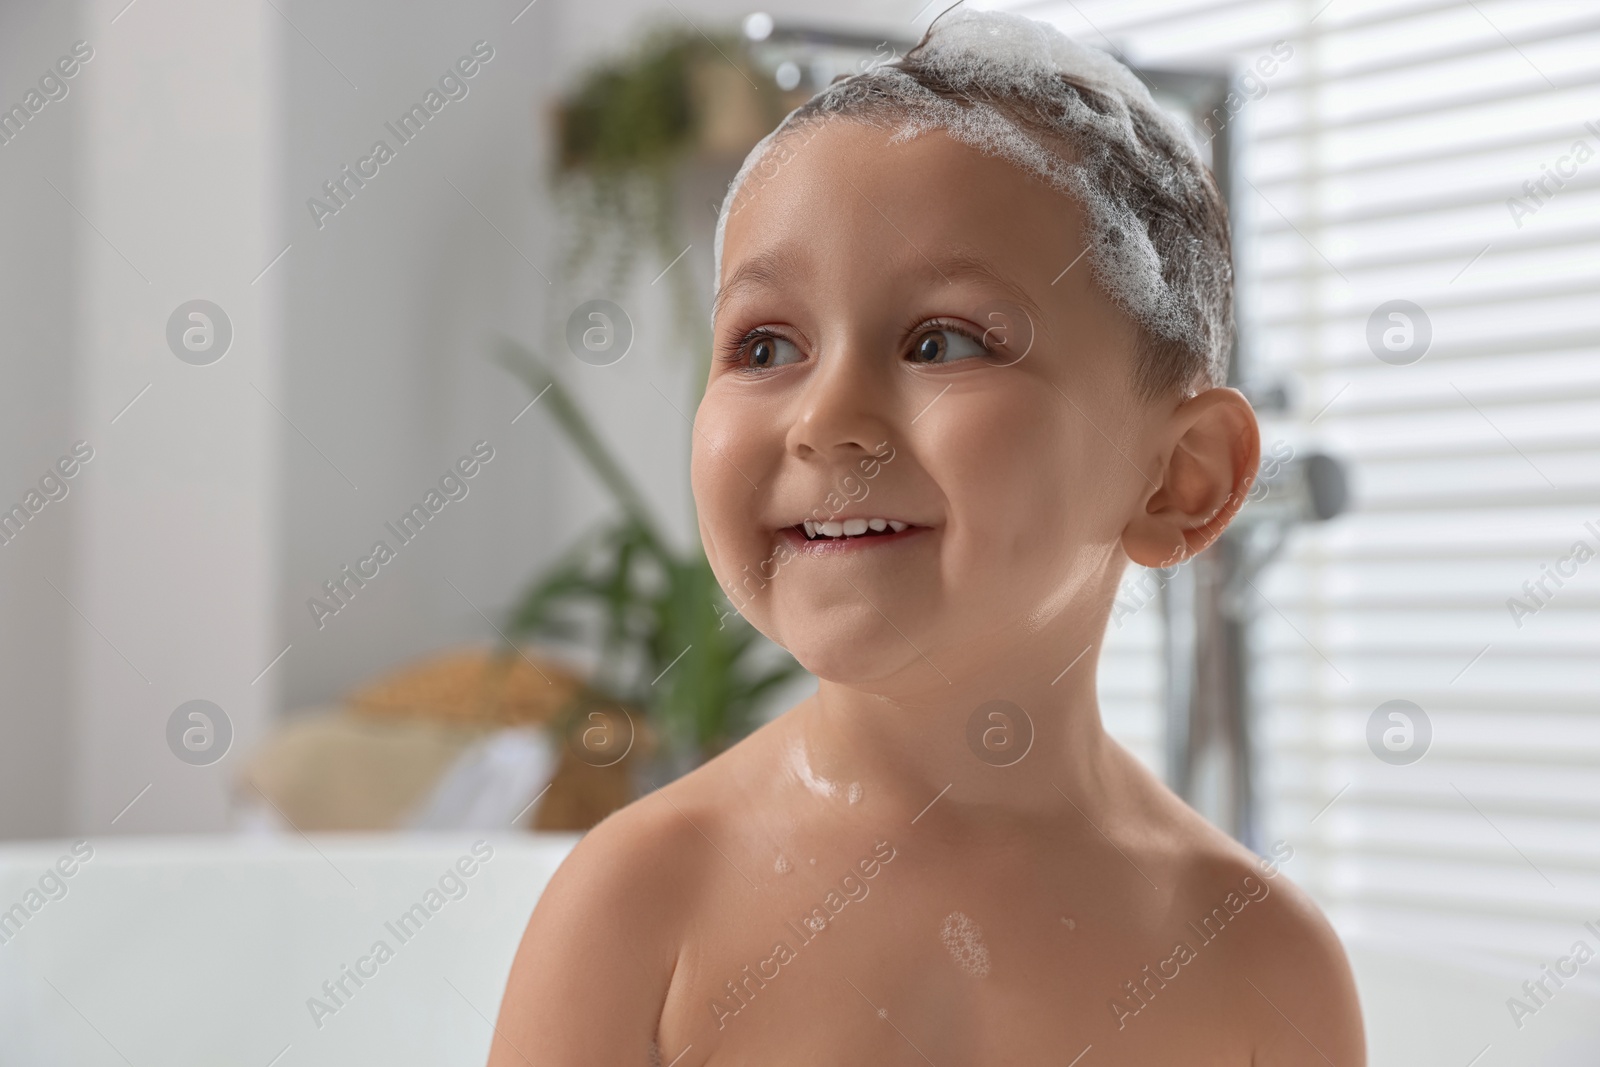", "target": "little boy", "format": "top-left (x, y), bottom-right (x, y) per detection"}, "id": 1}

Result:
top-left (492, 9), bottom-right (1364, 1065)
